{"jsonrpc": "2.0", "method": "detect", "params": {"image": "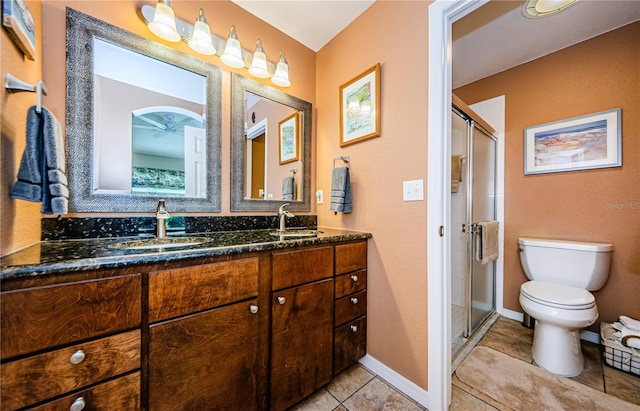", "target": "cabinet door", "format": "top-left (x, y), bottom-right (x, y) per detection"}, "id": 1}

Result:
top-left (271, 279), bottom-right (334, 411)
top-left (149, 299), bottom-right (259, 411)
